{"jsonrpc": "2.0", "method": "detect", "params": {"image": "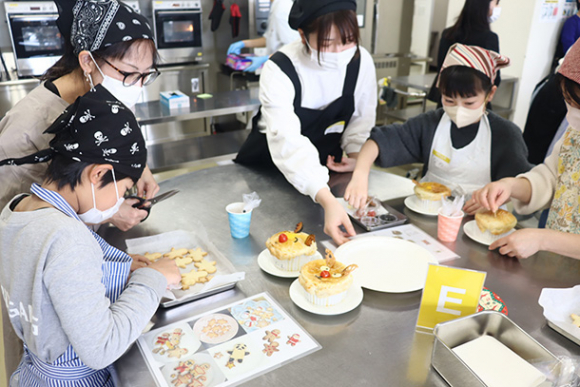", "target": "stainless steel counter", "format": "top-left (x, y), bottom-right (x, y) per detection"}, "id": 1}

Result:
top-left (101, 165), bottom-right (580, 386)
top-left (135, 88), bottom-right (260, 126)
